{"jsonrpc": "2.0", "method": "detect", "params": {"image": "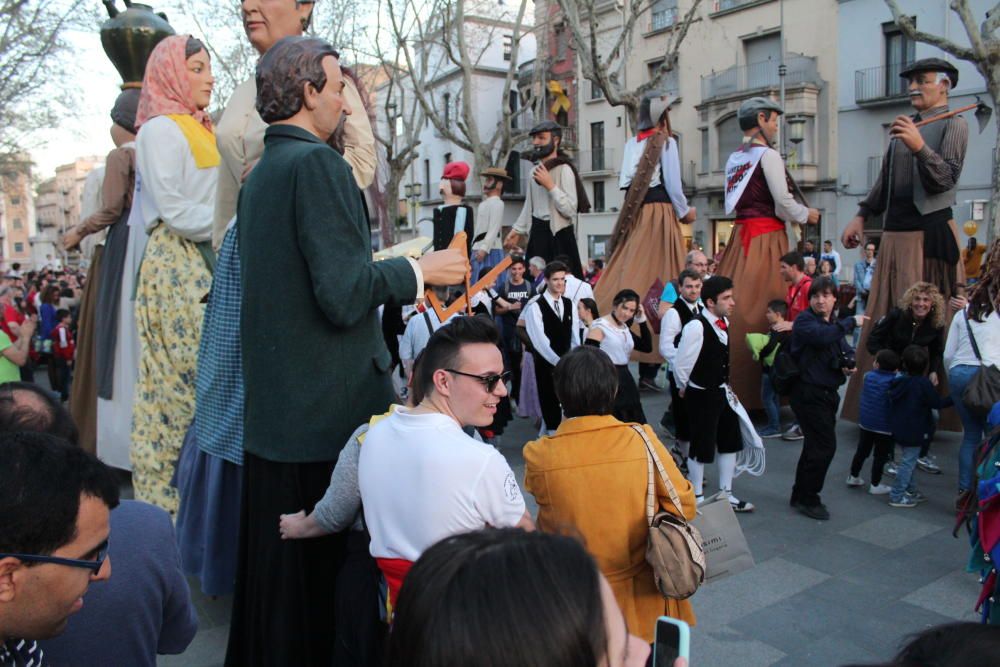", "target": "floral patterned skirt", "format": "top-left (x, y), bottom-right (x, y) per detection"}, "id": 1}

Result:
top-left (131, 224), bottom-right (212, 514)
